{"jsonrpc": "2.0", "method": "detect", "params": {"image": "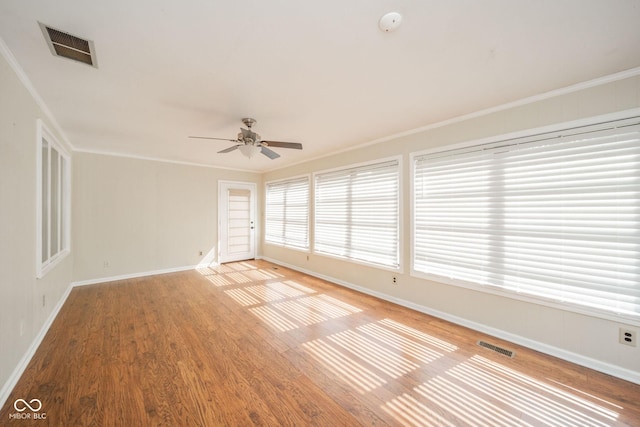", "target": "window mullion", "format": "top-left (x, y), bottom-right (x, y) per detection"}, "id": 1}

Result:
top-left (489, 153), bottom-right (505, 287)
top-left (46, 142), bottom-right (52, 263)
top-left (346, 172), bottom-right (353, 258)
top-left (57, 152), bottom-right (62, 255)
